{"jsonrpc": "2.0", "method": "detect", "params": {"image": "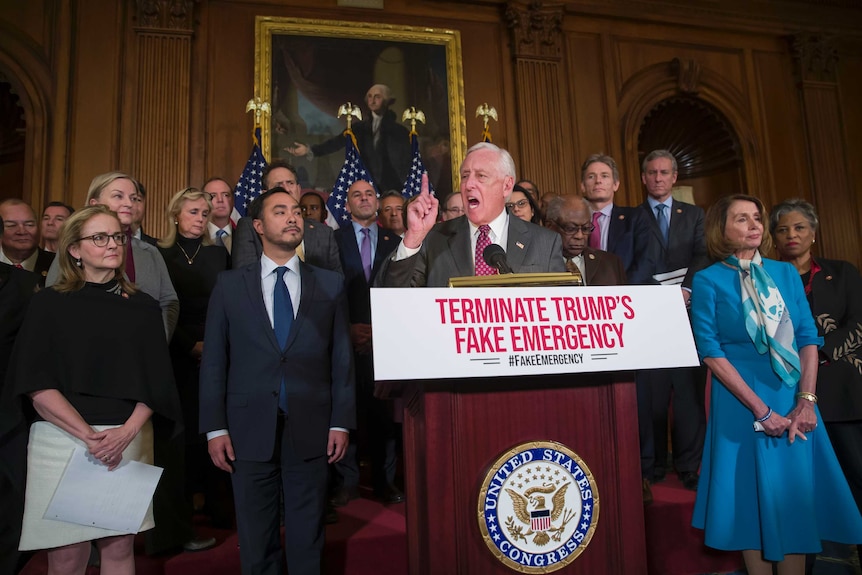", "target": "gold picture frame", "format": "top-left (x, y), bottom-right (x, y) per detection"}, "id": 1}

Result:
top-left (255, 16), bottom-right (466, 197)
